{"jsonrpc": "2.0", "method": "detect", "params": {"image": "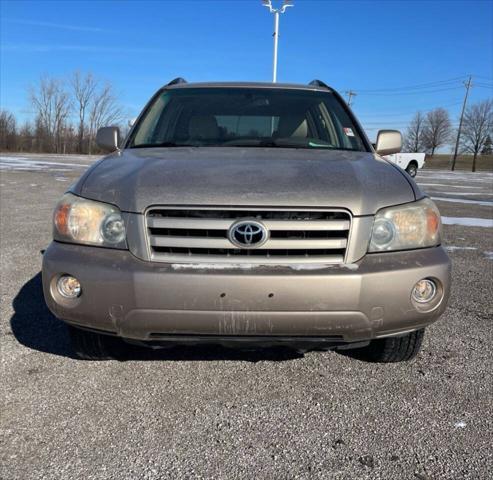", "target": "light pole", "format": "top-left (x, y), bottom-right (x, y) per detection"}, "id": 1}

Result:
top-left (262, 1), bottom-right (294, 82)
